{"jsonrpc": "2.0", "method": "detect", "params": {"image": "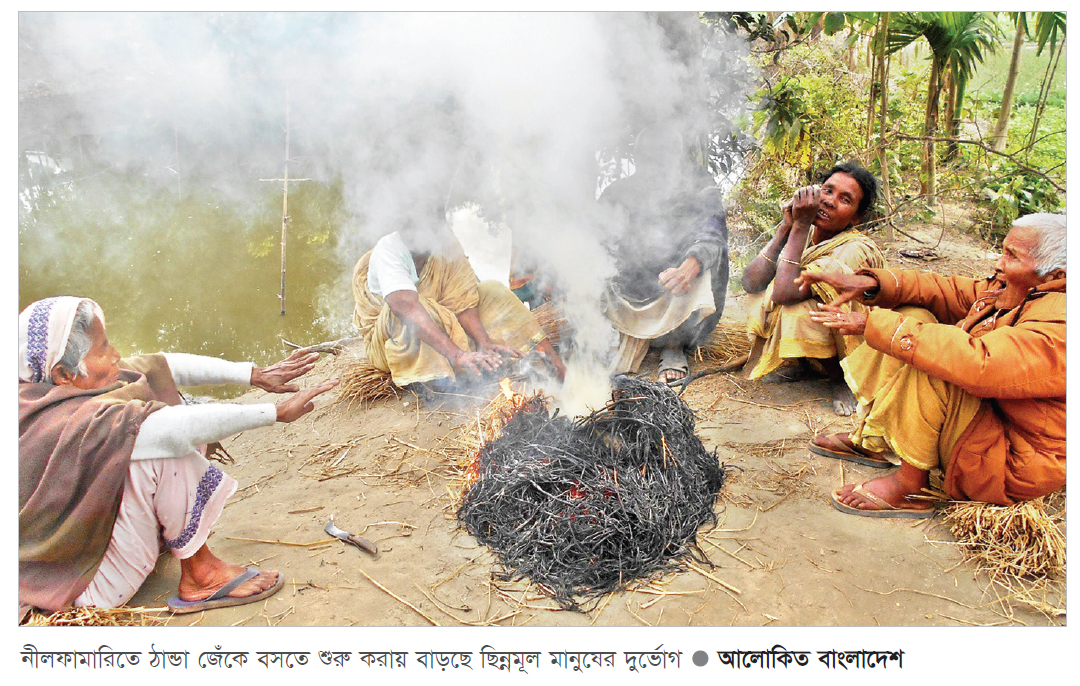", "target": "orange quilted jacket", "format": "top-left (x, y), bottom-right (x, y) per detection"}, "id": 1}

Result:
top-left (861, 269), bottom-right (1065, 504)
